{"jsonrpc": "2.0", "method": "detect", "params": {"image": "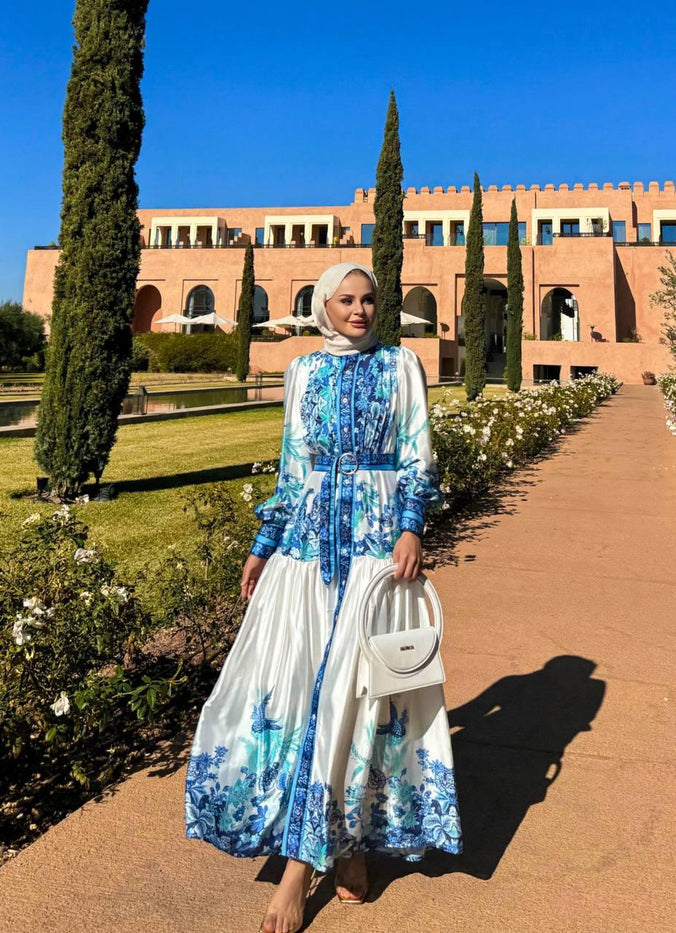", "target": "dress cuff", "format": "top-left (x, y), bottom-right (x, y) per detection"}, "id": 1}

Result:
top-left (250, 521), bottom-right (285, 559)
top-left (400, 498), bottom-right (425, 537)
